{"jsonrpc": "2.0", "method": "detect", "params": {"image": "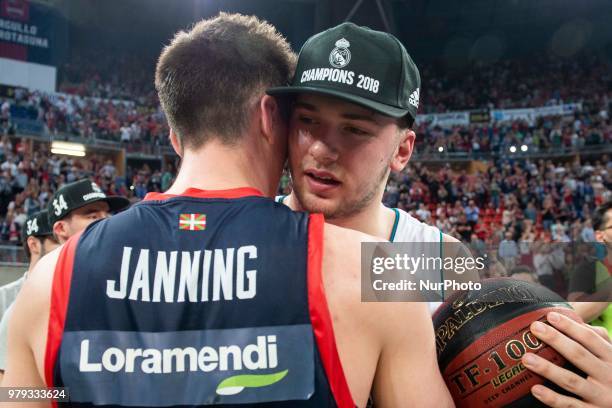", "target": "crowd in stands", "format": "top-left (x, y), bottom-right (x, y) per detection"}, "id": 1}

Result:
top-left (1, 50), bottom-right (168, 151)
top-left (0, 136), bottom-right (175, 246)
top-left (0, 53), bottom-right (610, 157)
top-left (59, 53), bottom-right (157, 104)
top-left (384, 157), bottom-right (611, 243)
top-left (420, 53), bottom-right (612, 112)
top-left (415, 109), bottom-right (611, 157)
top-left (382, 156), bottom-right (611, 287)
top-left (1, 86), bottom-right (170, 152)
top-left (0, 52), bottom-right (610, 278)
